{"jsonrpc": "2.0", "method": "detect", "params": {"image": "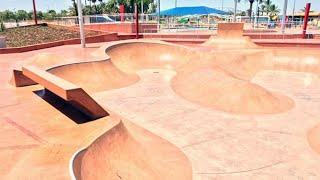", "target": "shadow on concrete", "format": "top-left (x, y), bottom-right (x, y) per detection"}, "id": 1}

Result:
top-left (33, 89), bottom-right (97, 124)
